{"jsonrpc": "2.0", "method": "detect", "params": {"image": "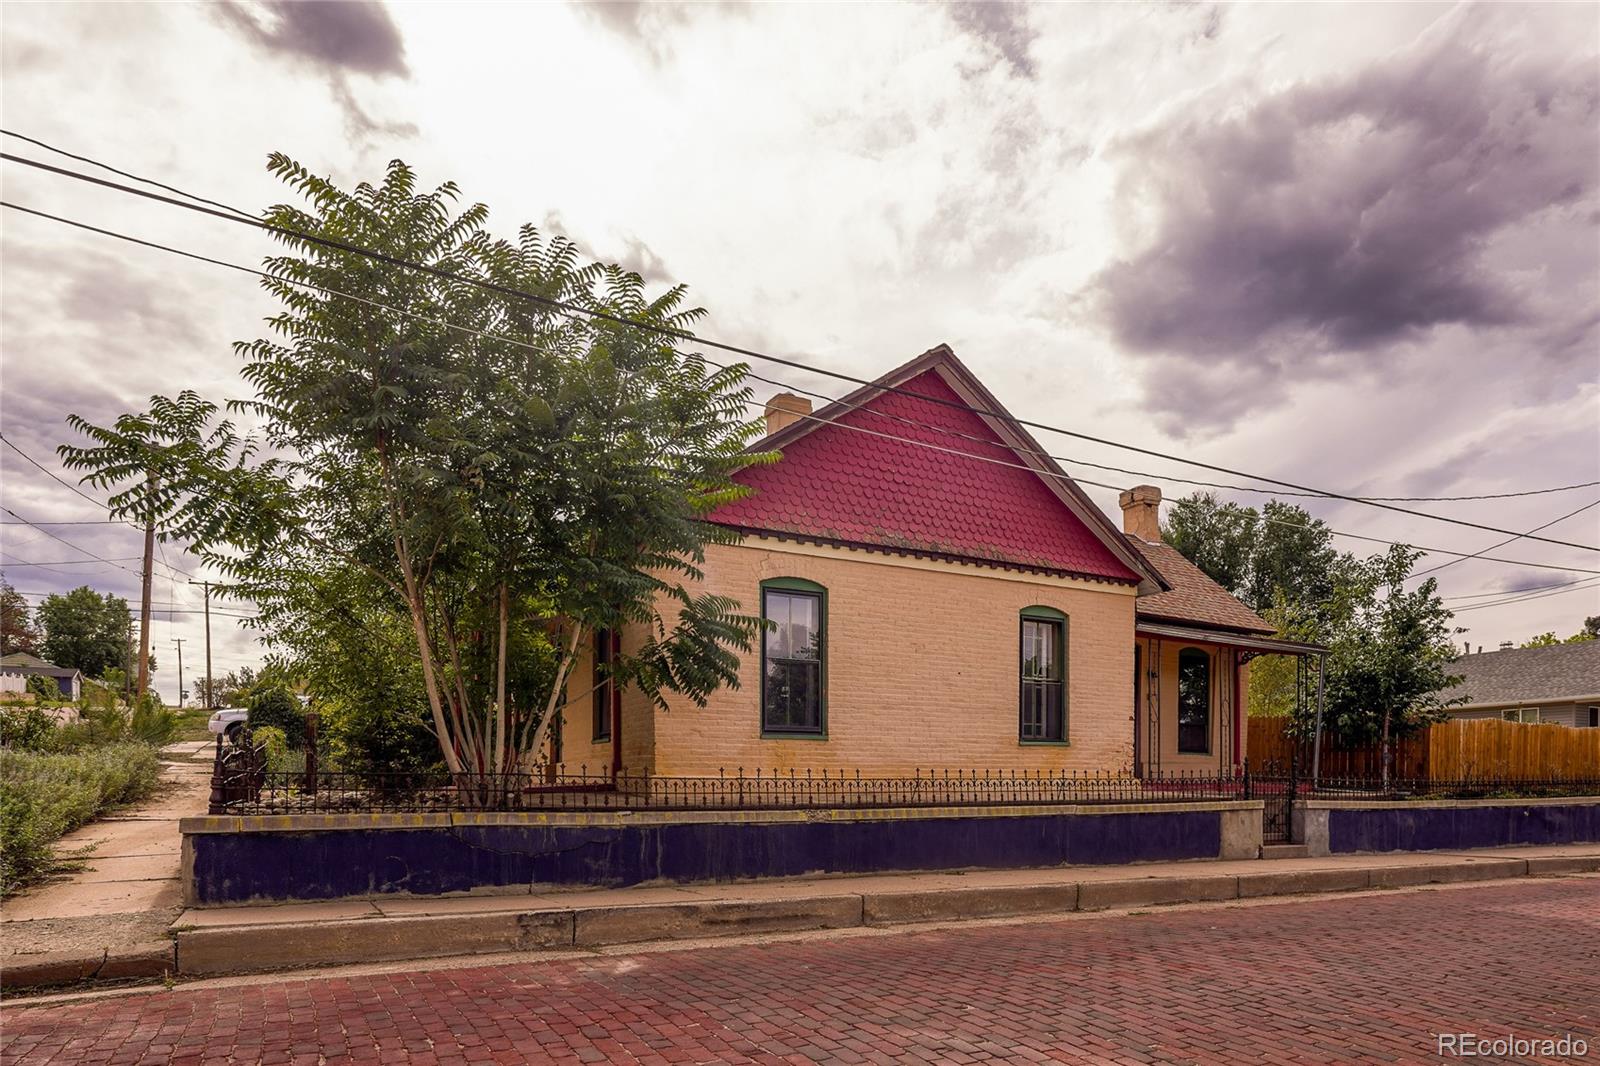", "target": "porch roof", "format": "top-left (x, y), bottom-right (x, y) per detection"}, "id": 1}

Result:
top-left (1135, 620), bottom-right (1325, 657)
